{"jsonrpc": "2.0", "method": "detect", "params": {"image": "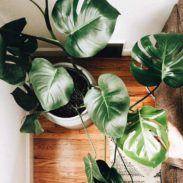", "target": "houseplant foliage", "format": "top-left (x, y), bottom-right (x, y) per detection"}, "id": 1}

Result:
top-left (0, 0), bottom-right (119, 134)
top-left (84, 74), bottom-right (130, 138)
top-left (1, 0), bottom-right (182, 182)
top-left (130, 33), bottom-right (183, 88)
